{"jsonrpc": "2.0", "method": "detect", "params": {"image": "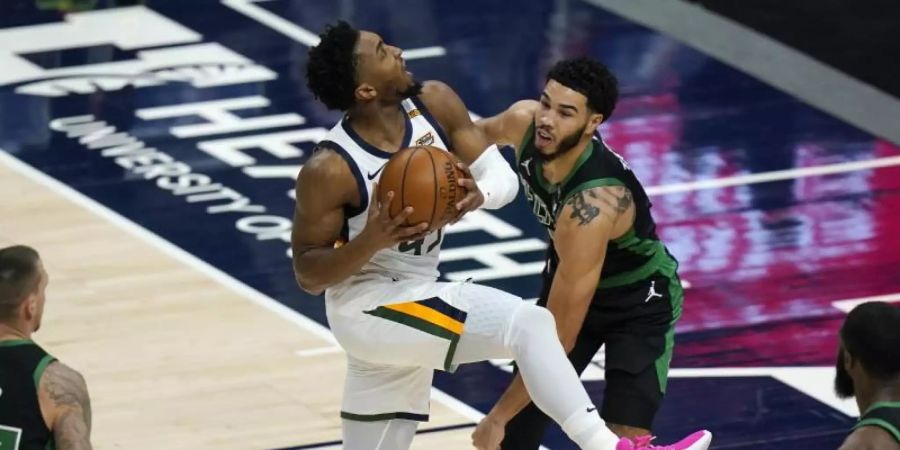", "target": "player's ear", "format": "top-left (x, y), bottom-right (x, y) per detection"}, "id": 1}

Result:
top-left (587, 112), bottom-right (604, 133)
top-left (842, 348), bottom-right (855, 372)
top-left (21, 292), bottom-right (37, 322)
top-left (356, 83), bottom-right (377, 102)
